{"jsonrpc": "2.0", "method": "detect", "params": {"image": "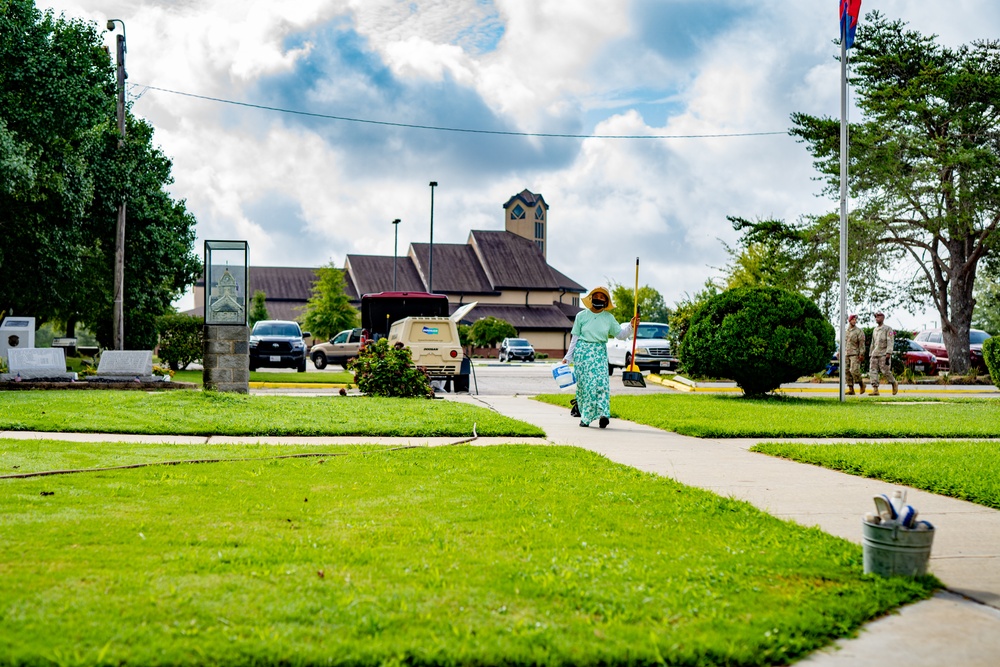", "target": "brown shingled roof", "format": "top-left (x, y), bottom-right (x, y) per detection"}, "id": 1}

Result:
top-left (346, 255), bottom-right (425, 296)
top-left (249, 267), bottom-right (319, 300)
top-left (549, 266), bottom-right (586, 293)
top-left (552, 300), bottom-right (582, 322)
top-left (409, 243), bottom-right (498, 295)
top-left (469, 230), bottom-right (560, 290)
top-left (459, 304), bottom-right (574, 331)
